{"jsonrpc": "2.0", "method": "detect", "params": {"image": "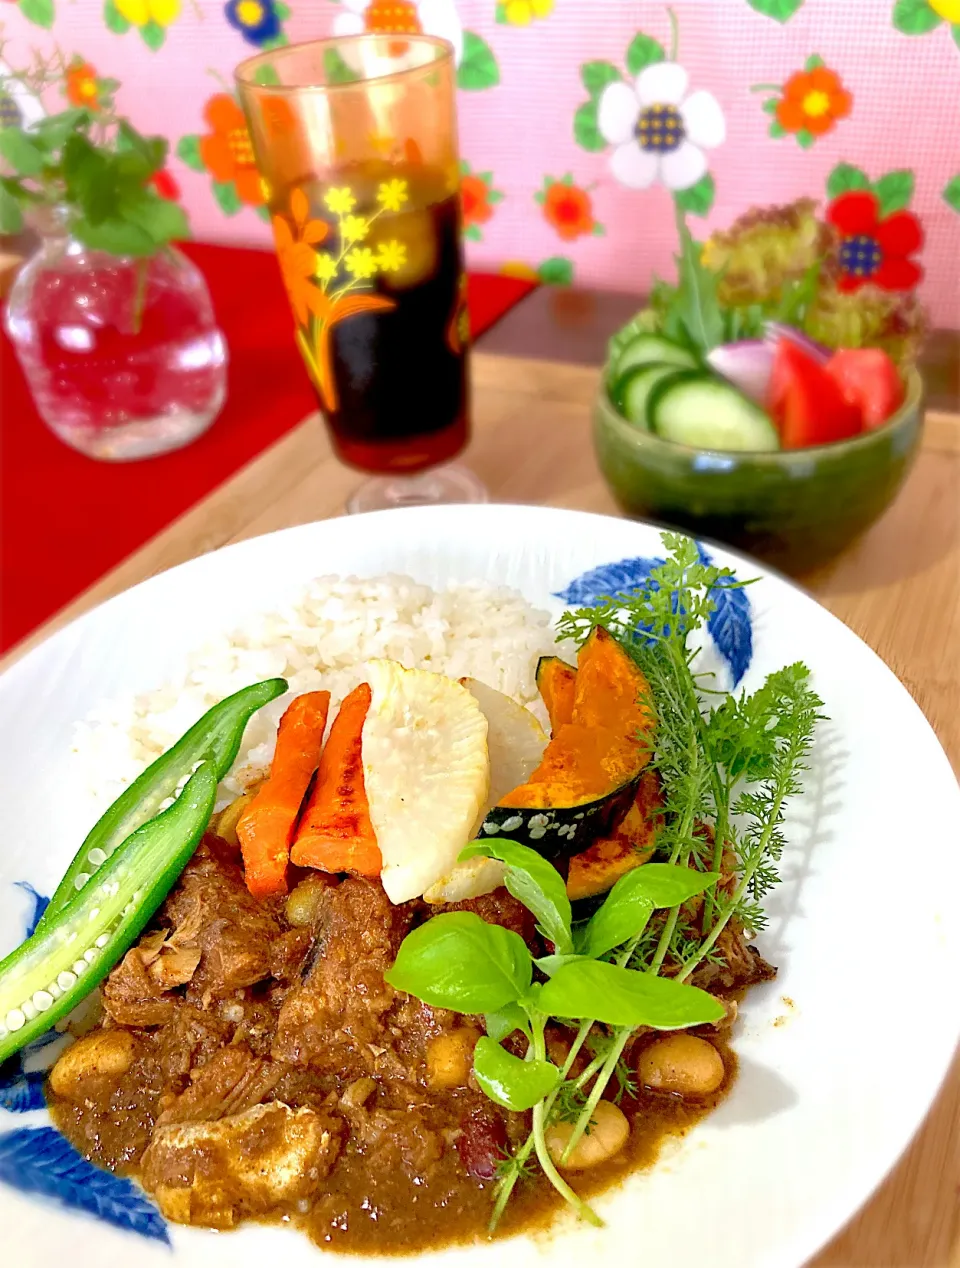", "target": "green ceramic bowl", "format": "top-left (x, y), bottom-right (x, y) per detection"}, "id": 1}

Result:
top-left (593, 369), bottom-right (924, 573)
